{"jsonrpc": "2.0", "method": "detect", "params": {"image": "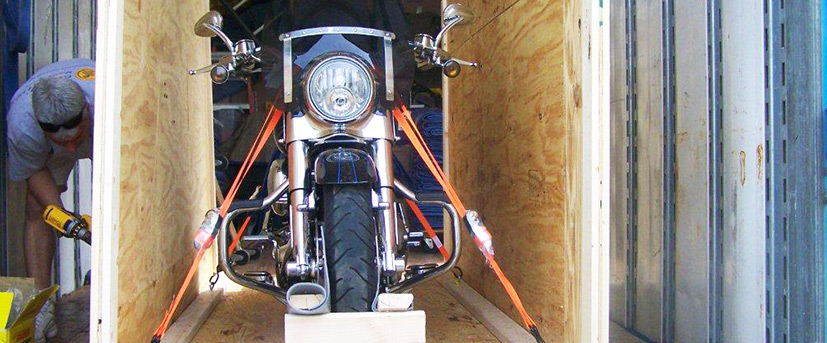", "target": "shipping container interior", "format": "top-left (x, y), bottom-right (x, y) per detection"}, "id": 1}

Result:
top-left (610, 1), bottom-right (825, 343)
